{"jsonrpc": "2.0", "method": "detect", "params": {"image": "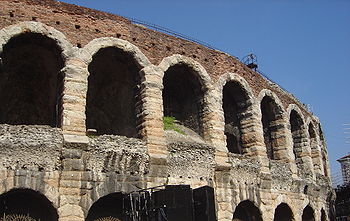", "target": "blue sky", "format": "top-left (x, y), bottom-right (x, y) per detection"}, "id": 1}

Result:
top-left (60, 0), bottom-right (350, 182)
